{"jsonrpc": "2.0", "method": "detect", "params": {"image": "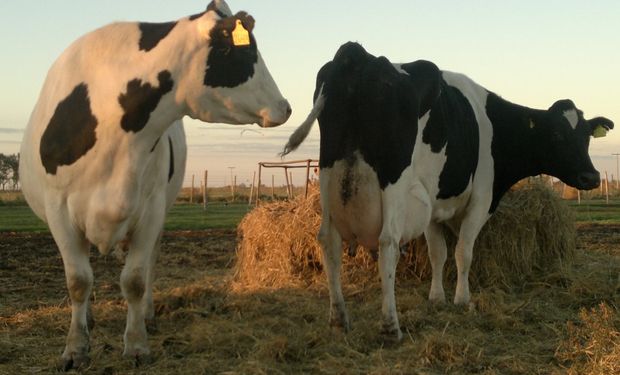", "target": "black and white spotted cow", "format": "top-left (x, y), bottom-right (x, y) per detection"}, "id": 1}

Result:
top-left (19, 0), bottom-right (290, 368)
top-left (282, 42), bottom-right (613, 341)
